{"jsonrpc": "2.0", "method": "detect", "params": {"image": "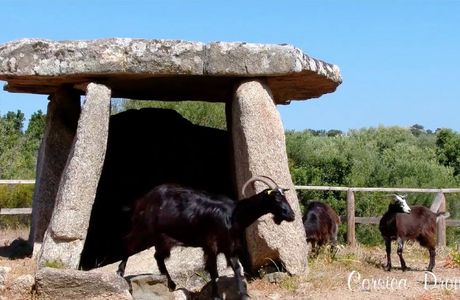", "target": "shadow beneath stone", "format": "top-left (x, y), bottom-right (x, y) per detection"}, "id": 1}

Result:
top-left (0, 238), bottom-right (32, 259)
